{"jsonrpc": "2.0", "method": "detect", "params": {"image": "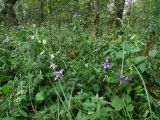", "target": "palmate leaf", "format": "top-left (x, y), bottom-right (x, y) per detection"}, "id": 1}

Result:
top-left (123, 94), bottom-right (131, 104)
top-left (76, 111), bottom-right (88, 120)
top-left (126, 104), bottom-right (134, 112)
top-left (111, 96), bottom-right (124, 111)
top-left (134, 56), bottom-right (146, 65)
top-left (149, 49), bottom-right (158, 58)
top-left (82, 102), bottom-right (96, 111)
top-left (35, 91), bottom-right (45, 101)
